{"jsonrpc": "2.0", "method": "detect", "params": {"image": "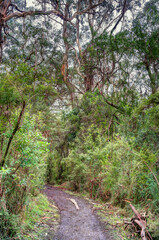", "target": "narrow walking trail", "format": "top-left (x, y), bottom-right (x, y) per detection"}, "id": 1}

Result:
top-left (44, 185), bottom-right (114, 240)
